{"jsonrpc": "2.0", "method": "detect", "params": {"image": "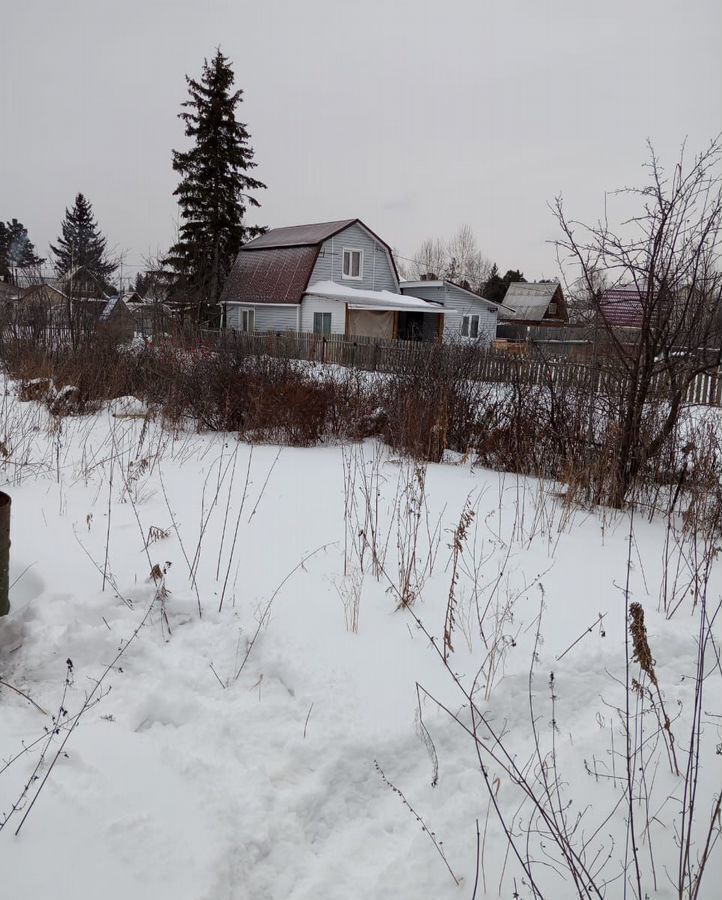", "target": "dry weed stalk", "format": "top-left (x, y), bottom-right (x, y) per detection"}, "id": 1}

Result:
top-left (443, 497), bottom-right (475, 662)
